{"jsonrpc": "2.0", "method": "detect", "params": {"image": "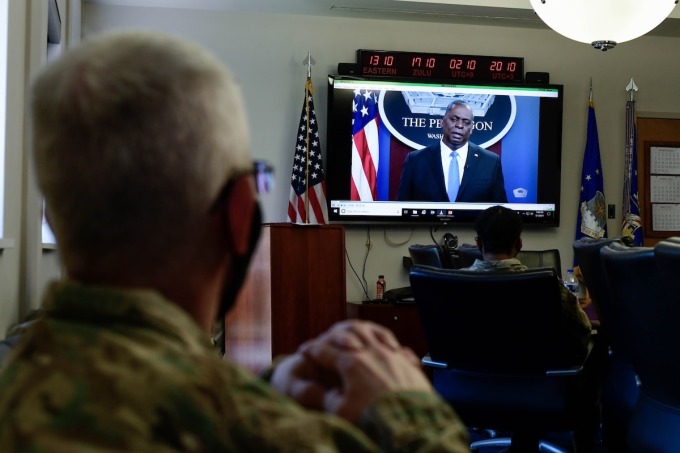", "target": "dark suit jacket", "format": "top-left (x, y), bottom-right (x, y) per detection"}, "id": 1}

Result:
top-left (397, 142), bottom-right (507, 202)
